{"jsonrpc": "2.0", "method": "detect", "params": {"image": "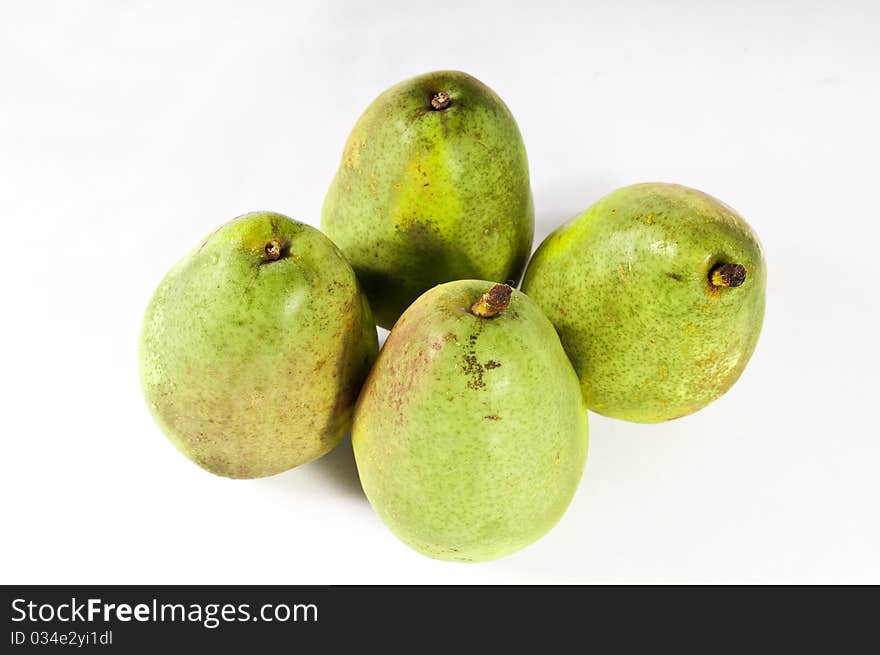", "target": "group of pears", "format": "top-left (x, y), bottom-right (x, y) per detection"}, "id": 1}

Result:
top-left (140, 71), bottom-right (766, 562)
